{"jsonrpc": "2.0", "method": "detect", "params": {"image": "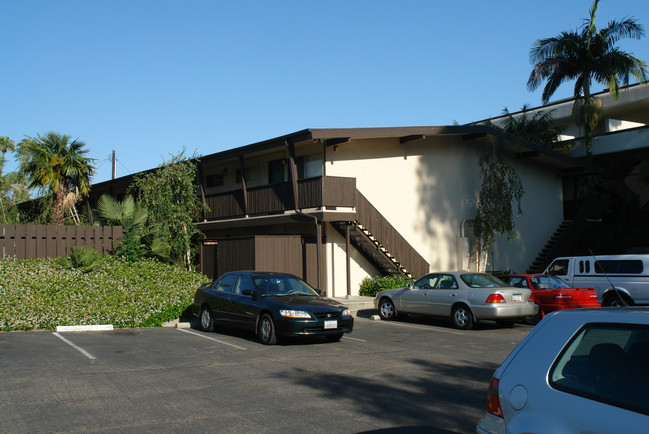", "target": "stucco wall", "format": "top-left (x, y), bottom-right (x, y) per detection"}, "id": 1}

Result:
top-left (325, 135), bottom-right (564, 283)
top-left (324, 224), bottom-right (382, 298)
